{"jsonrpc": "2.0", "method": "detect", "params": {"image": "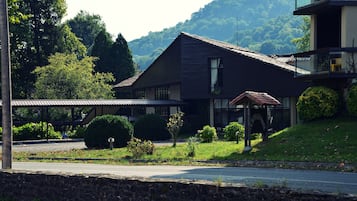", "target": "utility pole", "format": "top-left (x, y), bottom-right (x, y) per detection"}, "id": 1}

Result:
top-left (0, 0), bottom-right (13, 169)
